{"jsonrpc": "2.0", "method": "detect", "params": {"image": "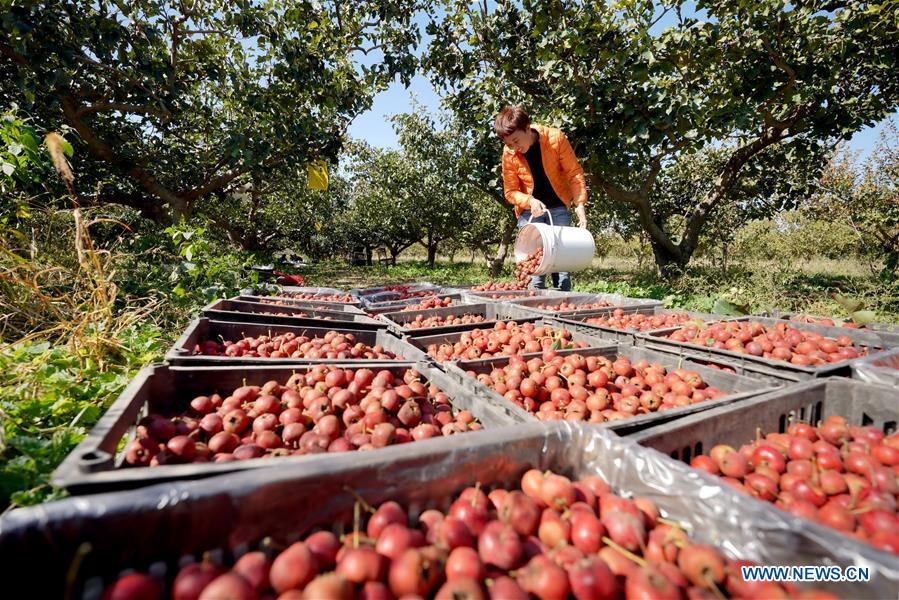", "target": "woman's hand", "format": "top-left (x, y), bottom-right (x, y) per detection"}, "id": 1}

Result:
top-left (529, 196), bottom-right (547, 217)
top-left (575, 204), bottom-right (587, 228)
